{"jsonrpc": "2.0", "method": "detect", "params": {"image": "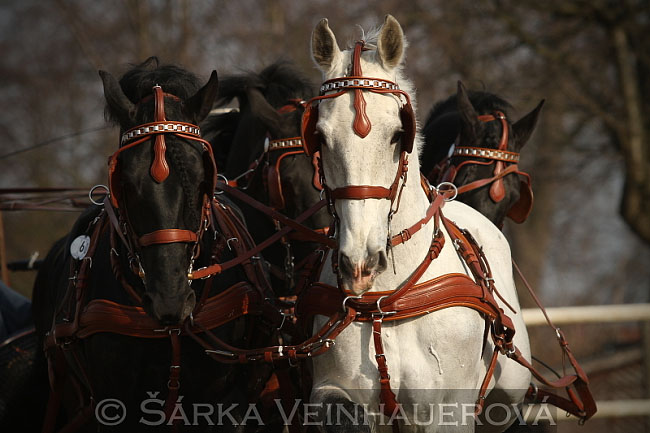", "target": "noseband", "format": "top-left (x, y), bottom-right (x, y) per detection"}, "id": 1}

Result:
top-left (106, 85), bottom-right (217, 276)
top-left (430, 111), bottom-right (534, 223)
